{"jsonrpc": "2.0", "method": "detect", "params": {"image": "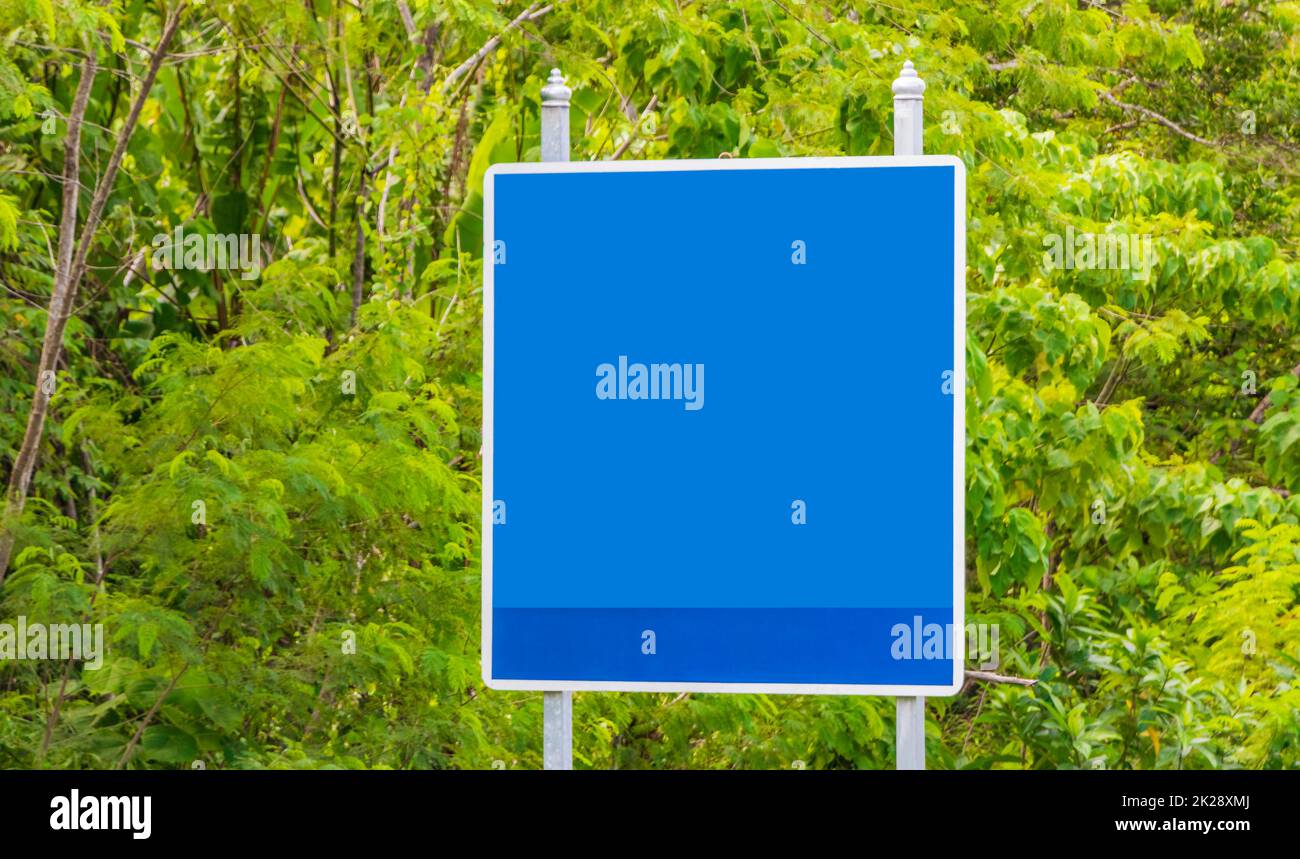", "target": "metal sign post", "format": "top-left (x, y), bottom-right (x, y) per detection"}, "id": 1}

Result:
top-left (539, 68), bottom-right (574, 771)
top-left (892, 60), bottom-right (927, 772)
